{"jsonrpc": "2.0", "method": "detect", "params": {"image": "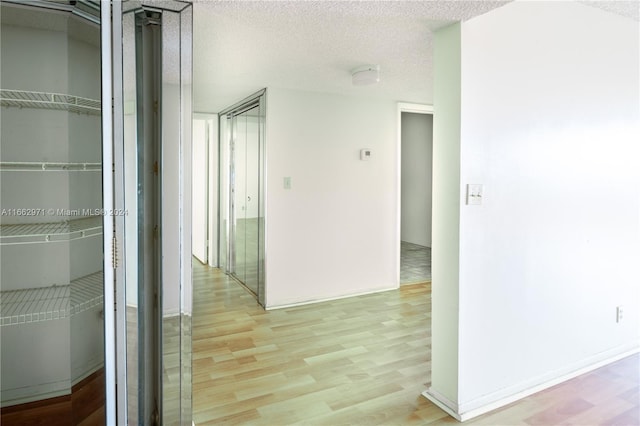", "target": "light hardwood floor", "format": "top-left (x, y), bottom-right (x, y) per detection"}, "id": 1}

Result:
top-left (400, 241), bottom-right (431, 285)
top-left (192, 262), bottom-right (639, 425)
